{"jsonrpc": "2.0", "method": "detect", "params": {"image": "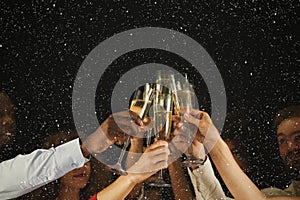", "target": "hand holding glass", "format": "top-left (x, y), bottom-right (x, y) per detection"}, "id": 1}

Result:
top-left (148, 89), bottom-right (172, 187)
top-left (107, 84), bottom-right (154, 175)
